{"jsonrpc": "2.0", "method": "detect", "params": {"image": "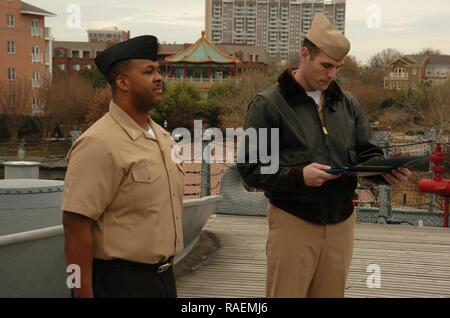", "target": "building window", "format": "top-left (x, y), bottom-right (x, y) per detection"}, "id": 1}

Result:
top-left (57, 49), bottom-right (65, 57)
top-left (7, 14), bottom-right (15, 27)
top-left (73, 64), bottom-right (81, 71)
top-left (72, 50), bottom-right (80, 58)
top-left (31, 19), bottom-right (41, 36)
top-left (32, 97), bottom-right (41, 114)
top-left (7, 41), bottom-right (16, 54)
top-left (57, 64), bottom-right (66, 71)
top-left (32, 46), bottom-right (41, 63)
top-left (412, 68), bottom-right (417, 75)
top-left (83, 64), bottom-right (92, 70)
top-left (32, 72), bottom-right (41, 88)
top-left (393, 67), bottom-right (406, 77)
top-left (83, 51), bottom-right (90, 58)
top-left (8, 67), bottom-right (16, 80)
